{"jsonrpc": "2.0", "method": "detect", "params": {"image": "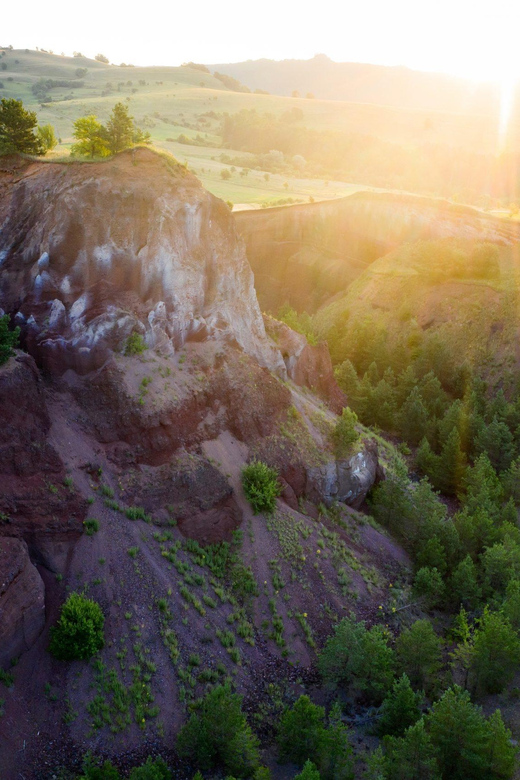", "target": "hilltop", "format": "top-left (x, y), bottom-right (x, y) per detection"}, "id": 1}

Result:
top-left (207, 53), bottom-right (499, 113)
